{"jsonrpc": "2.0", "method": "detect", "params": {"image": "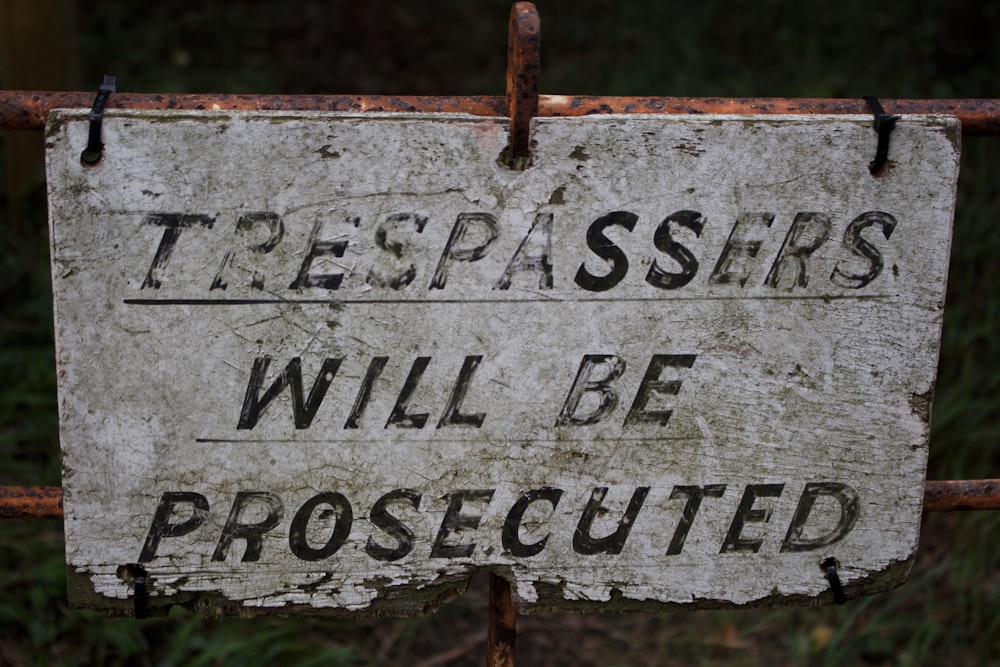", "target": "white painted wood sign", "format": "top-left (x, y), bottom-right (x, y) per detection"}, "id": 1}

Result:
top-left (45, 110), bottom-right (959, 616)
